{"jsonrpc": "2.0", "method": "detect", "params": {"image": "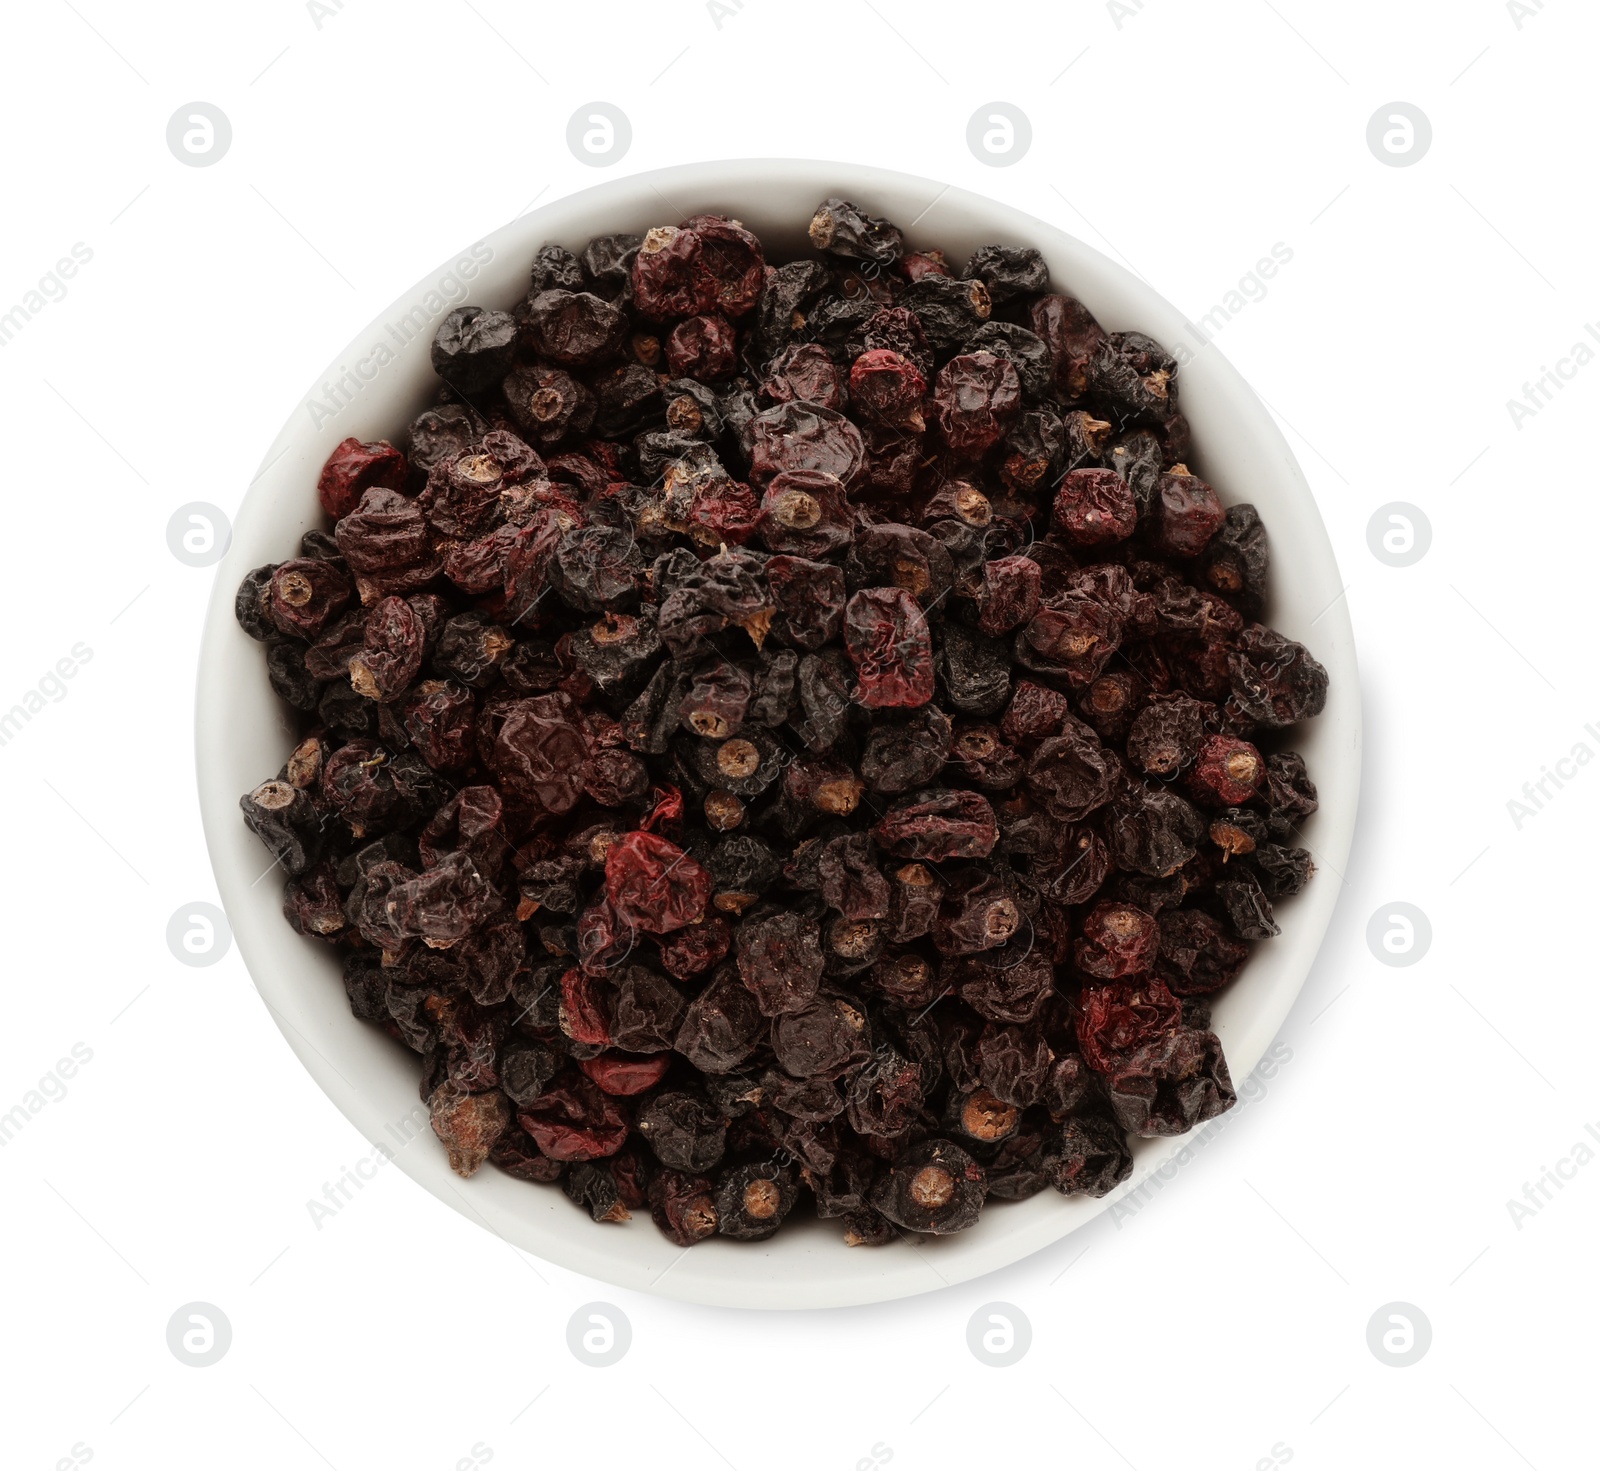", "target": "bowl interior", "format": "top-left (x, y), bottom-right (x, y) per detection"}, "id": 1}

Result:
top-left (197, 159), bottom-right (1360, 1309)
